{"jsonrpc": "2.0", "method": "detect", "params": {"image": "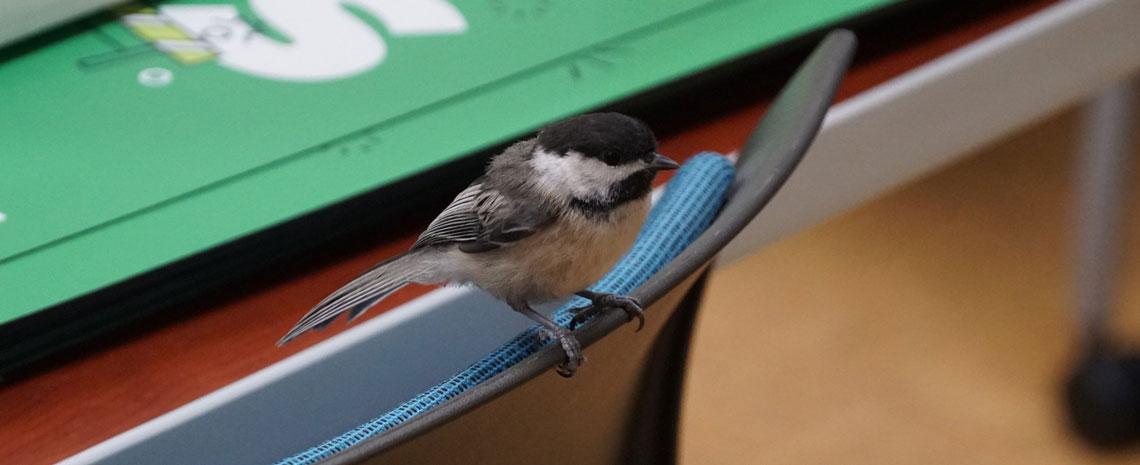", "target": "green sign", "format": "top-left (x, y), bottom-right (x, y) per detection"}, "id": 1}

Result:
top-left (0, 0), bottom-right (895, 324)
